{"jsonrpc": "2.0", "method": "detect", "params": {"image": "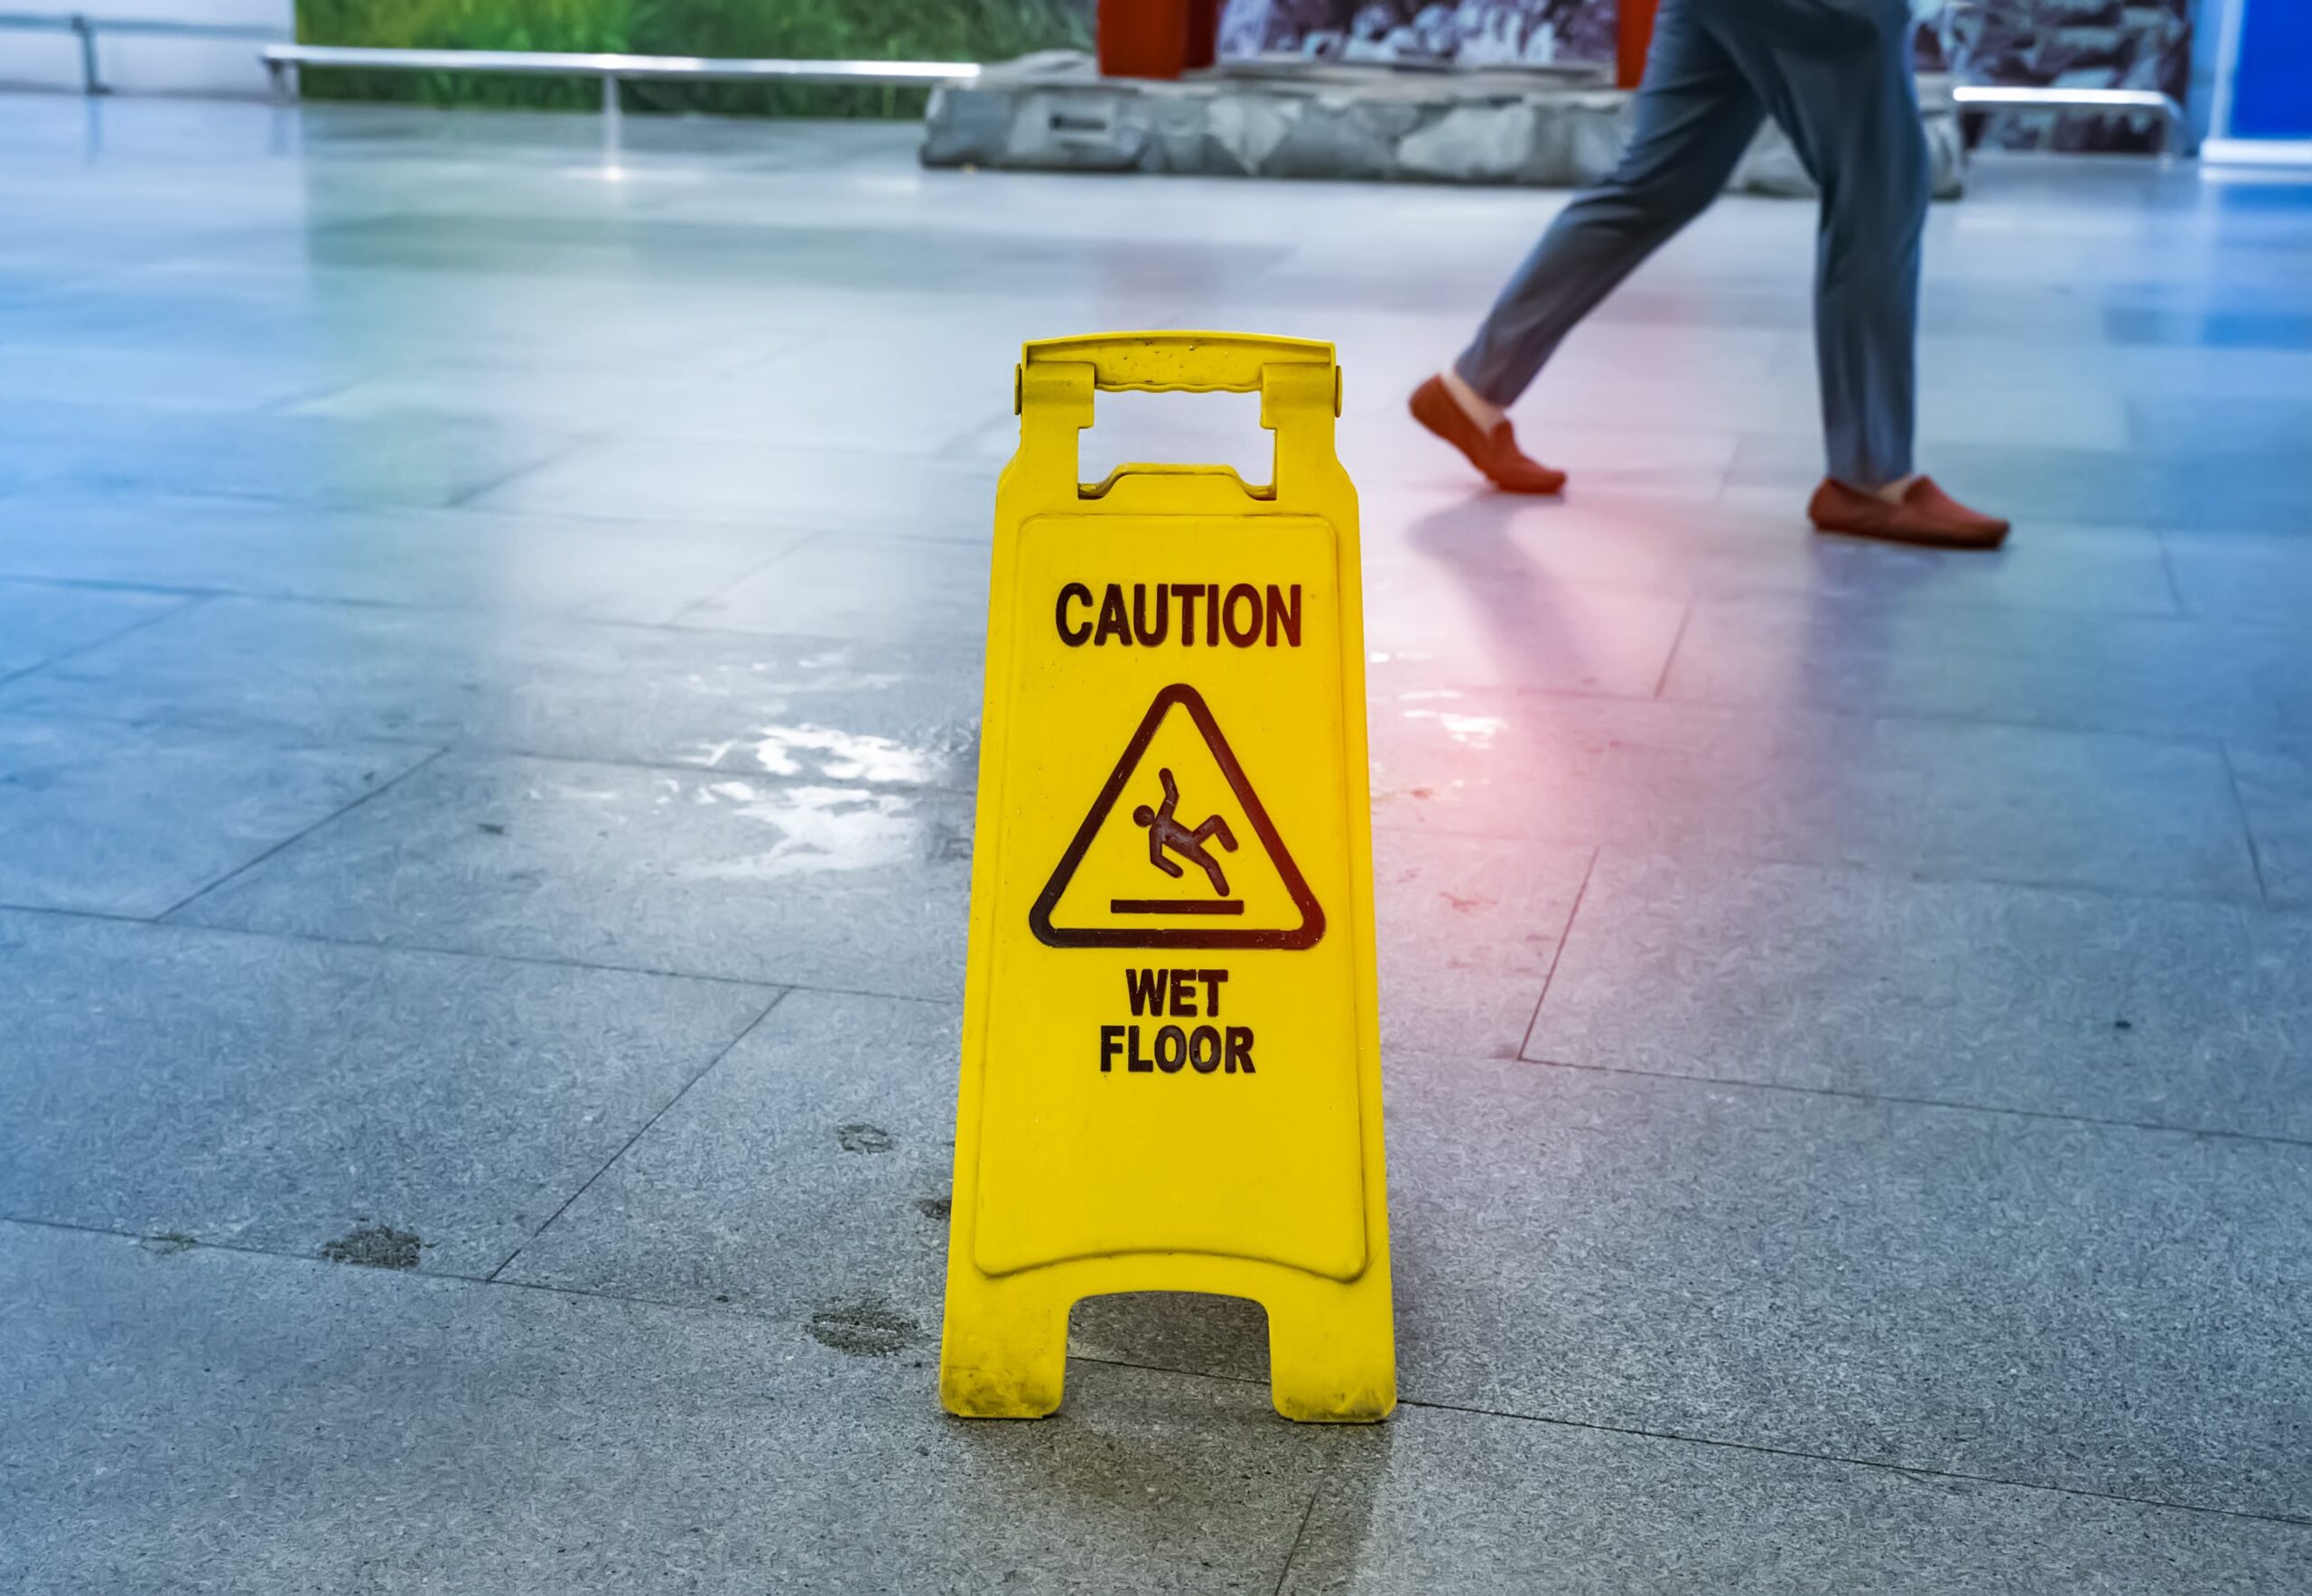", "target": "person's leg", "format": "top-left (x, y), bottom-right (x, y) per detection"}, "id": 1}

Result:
top-left (1701, 0), bottom-right (2004, 543)
top-left (1703, 0), bottom-right (1925, 490)
top-left (1452, 0), bottom-right (1766, 409)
